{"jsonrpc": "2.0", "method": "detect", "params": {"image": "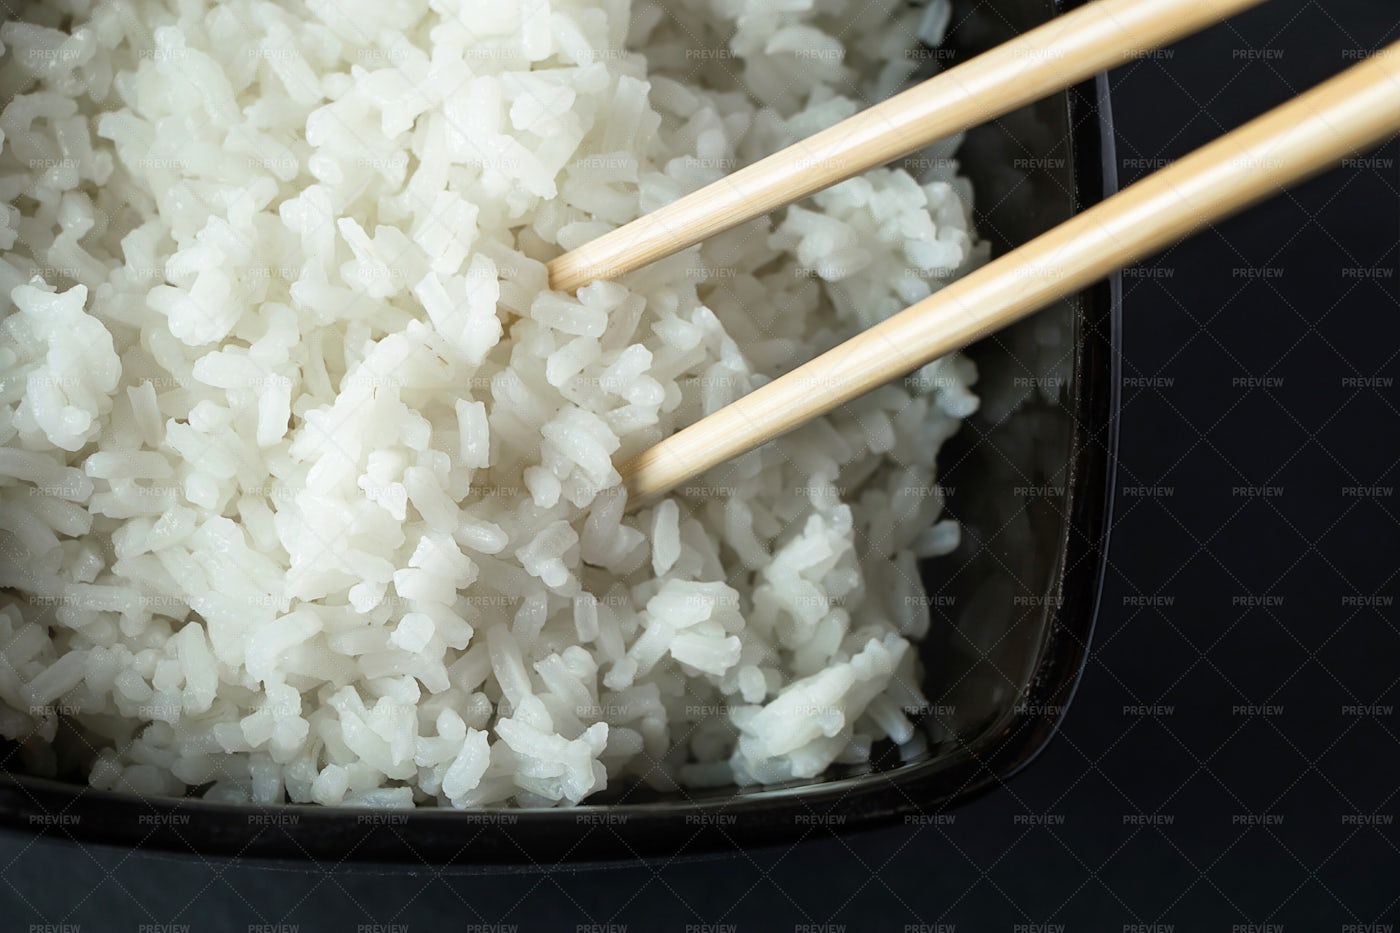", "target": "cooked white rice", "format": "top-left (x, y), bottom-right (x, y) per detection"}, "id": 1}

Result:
top-left (0, 0), bottom-right (985, 807)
